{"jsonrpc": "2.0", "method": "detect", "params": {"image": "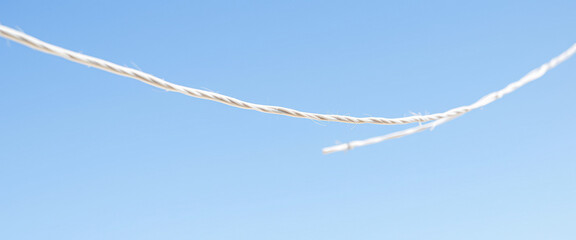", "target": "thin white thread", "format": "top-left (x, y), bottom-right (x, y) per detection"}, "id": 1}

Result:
top-left (0, 24), bottom-right (574, 153)
top-left (323, 43), bottom-right (576, 154)
top-left (1, 24), bottom-right (567, 126)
